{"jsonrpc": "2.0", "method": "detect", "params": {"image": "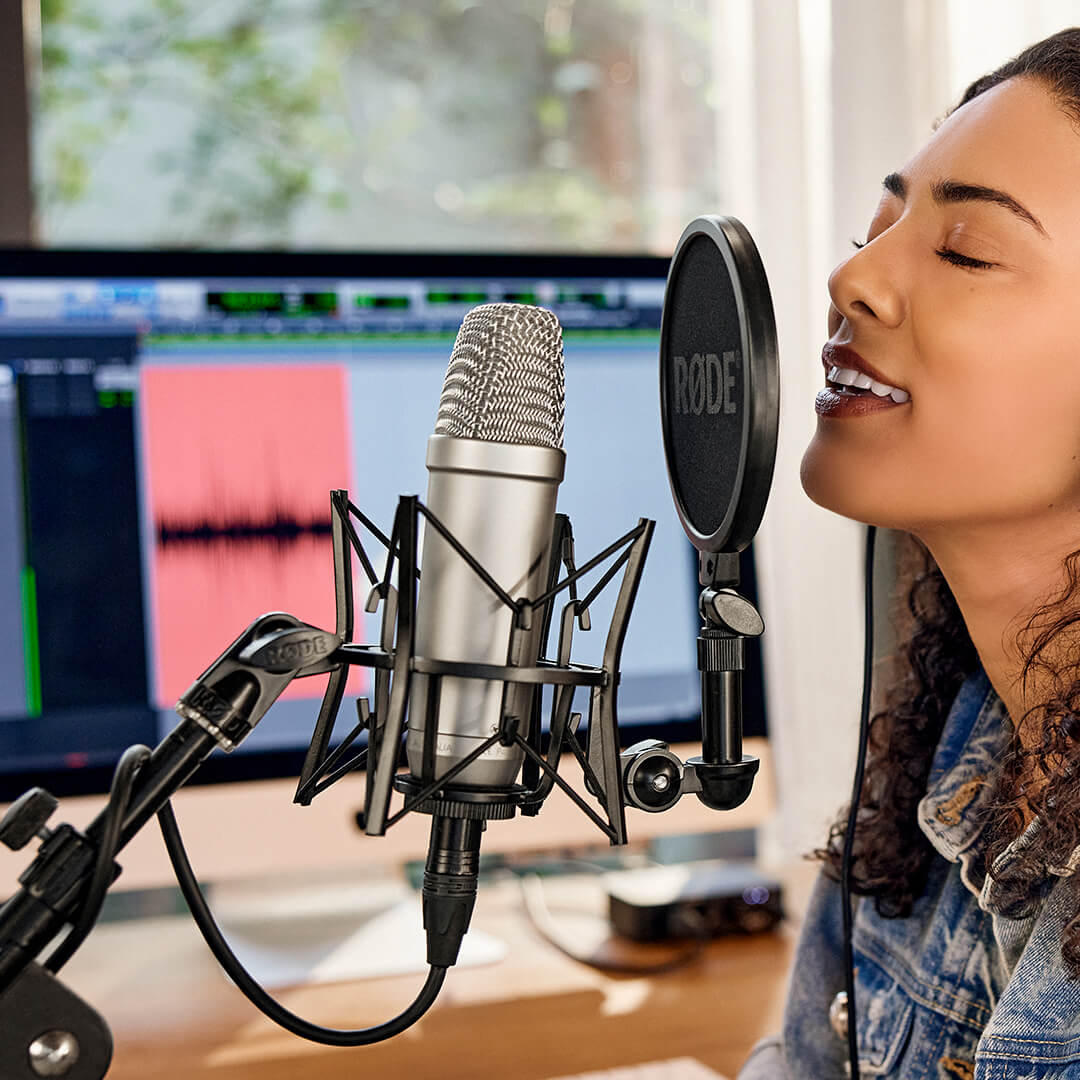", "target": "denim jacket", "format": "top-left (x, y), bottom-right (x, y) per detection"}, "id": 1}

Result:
top-left (739, 667), bottom-right (1080, 1080)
